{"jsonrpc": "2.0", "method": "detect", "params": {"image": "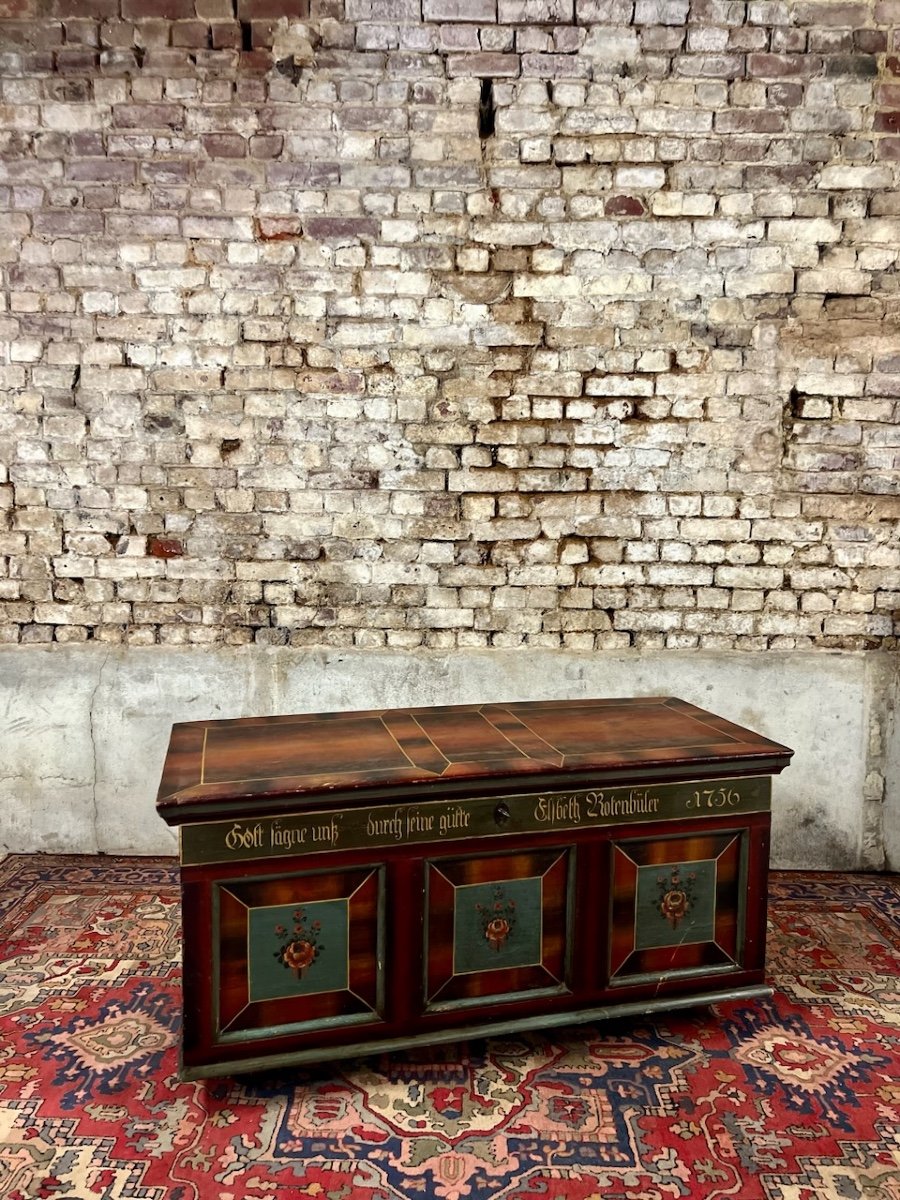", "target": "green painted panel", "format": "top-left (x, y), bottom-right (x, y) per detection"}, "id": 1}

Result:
top-left (452, 877), bottom-right (543, 975)
top-left (248, 898), bottom-right (348, 1002)
top-left (634, 859), bottom-right (717, 951)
